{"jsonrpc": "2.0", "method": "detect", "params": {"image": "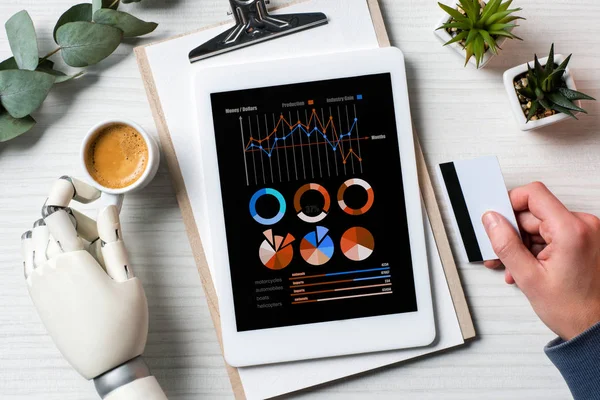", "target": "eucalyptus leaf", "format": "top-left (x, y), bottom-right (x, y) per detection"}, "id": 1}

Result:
top-left (0, 57), bottom-right (19, 71)
top-left (36, 59), bottom-right (55, 70)
top-left (0, 70), bottom-right (56, 119)
top-left (93, 0), bottom-right (120, 17)
top-left (56, 22), bottom-right (123, 67)
top-left (36, 60), bottom-right (84, 83)
top-left (0, 107), bottom-right (36, 142)
top-left (93, 9), bottom-right (158, 38)
top-left (5, 11), bottom-right (39, 71)
top-left (53, 4), bottom-right (92, 43)
top-left (56, 72), bottom-right (85, 83)
top-left (92, 0), bottom-right (103, 18)
top-left (1, 57), bottom-right (74, 81)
